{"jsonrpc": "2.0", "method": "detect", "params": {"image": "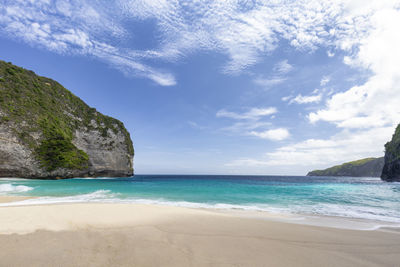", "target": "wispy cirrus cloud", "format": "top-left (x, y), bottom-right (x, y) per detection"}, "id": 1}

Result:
top-left (1, 0), bottom-right (389, 85)
top-left (283, 86), bottom-right (324, 105)
top-left (249, 128), bottom-right (290, 141)
top-left (273, 60), bottom-right (293, 74)
top-left (0, 0), bottom-right (176, 86)
top-left (216, 107), bottom-right (277, 120)
top-left (216, 107), bottom-right (289, 141)
top-left (220, 121), bottom-right (272, 134)
top-left (253, 60), bottom-right (293, 88)
top-left (253, 76), bottom-right (287, 88)
top-left (284, 93), bottom-right (323, 105)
